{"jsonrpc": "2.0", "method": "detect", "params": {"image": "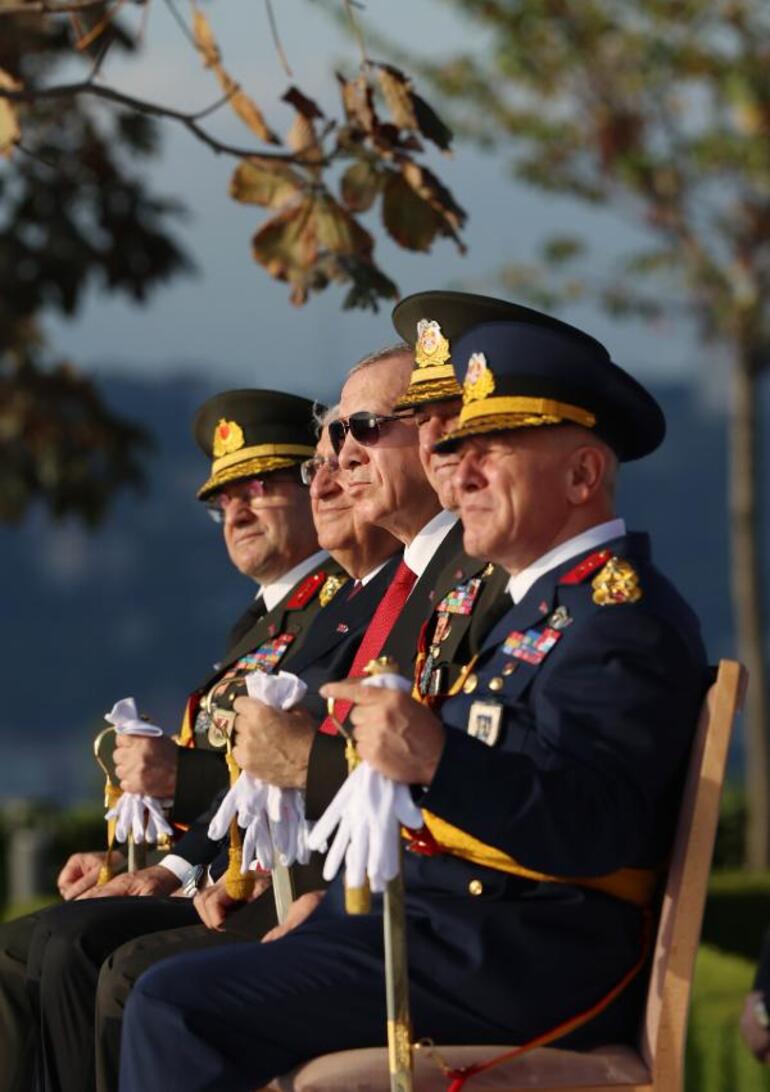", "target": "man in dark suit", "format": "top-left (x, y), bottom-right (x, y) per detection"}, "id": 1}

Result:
top-left (118, 302), bottom-right (709, 1092)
